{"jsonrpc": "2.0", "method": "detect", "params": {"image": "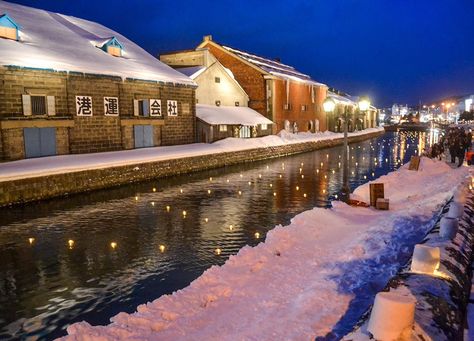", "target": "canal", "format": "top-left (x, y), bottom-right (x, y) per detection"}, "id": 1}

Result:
top-left (0, 131), bottom-right (428, 340)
